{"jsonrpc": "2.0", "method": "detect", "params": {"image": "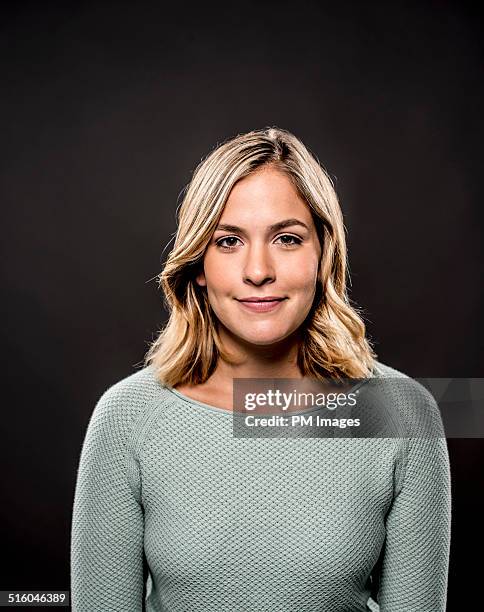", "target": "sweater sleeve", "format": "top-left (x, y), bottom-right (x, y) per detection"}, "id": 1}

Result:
top-left (375, 388), bottom-right (451, 611)
top-left (70, 387), bottom-right (145, 611)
